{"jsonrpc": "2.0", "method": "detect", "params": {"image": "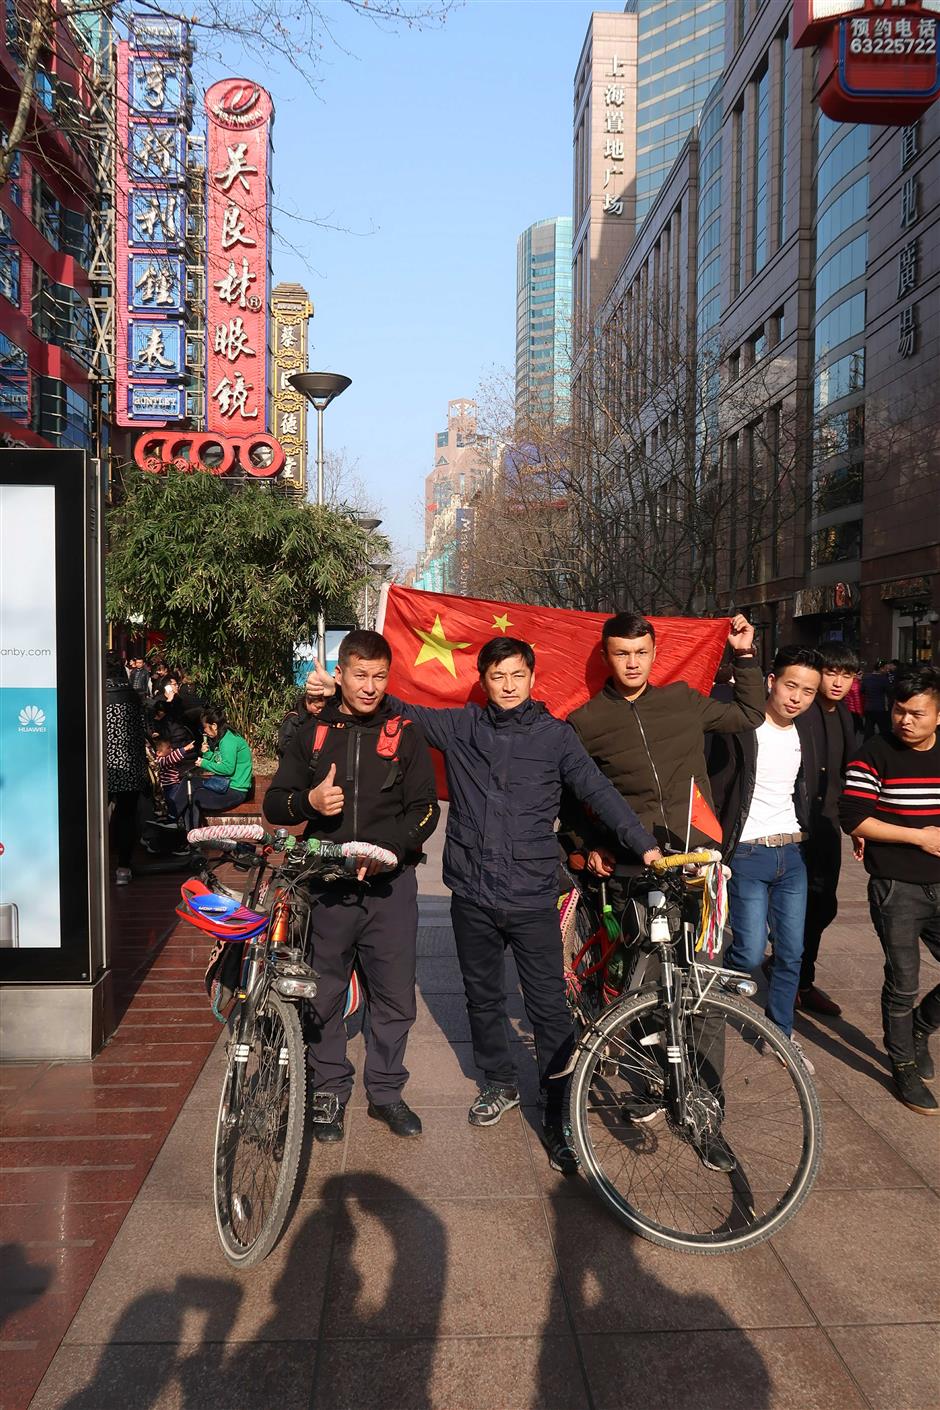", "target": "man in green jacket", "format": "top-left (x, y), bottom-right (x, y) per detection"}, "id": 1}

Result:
top-left (561, 612), bottom-right (764, 862)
